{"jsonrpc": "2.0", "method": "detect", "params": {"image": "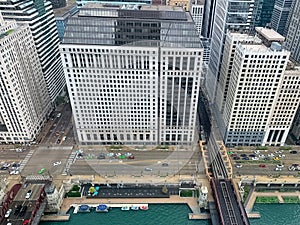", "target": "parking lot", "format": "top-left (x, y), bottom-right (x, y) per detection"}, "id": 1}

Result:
top-left (229, 147), bottom-right (300, 176)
